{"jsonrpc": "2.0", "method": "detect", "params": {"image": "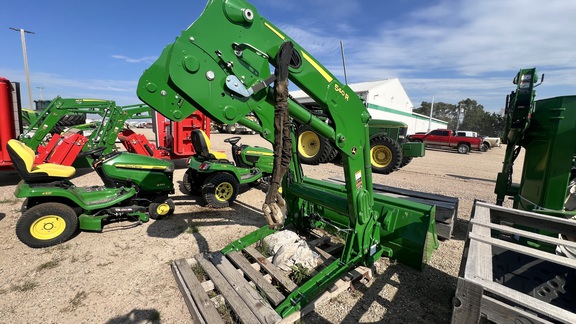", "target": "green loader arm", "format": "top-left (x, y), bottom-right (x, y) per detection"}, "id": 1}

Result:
top-left (495, 68), bottom-right (538, 205)
top-left (139, 0), bottom-right (437, 318)
top-left (20, 97), bottom-right (118, 150)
